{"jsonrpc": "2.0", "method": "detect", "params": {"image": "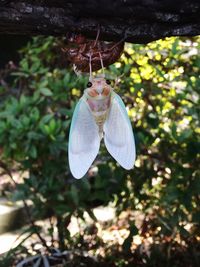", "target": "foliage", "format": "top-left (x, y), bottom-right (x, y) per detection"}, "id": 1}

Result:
top-left (0, 36), bottom-right (199, 266)
top-left (116, 37), bottom-right (200, 238)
